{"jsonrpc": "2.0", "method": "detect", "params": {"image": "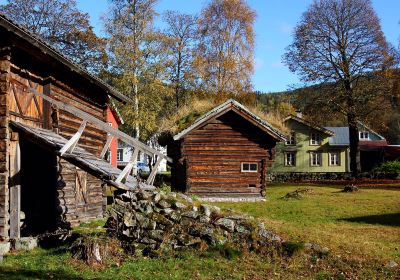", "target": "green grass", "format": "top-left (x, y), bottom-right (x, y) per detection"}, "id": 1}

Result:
top-left (1, 185), bottom-right (399, 279)
top-left (216, 185), bottom-right (400, 262)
